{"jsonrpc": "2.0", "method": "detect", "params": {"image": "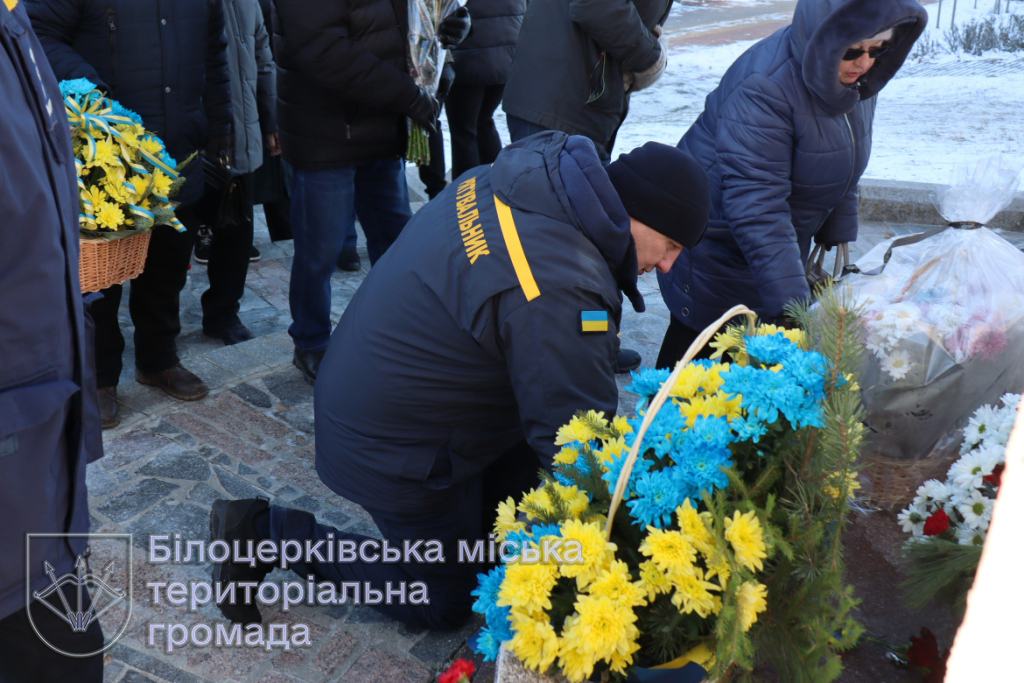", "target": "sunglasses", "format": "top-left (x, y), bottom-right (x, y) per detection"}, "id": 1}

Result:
top-left (842, 44), bottom-right (890, 61)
